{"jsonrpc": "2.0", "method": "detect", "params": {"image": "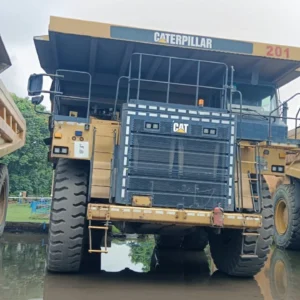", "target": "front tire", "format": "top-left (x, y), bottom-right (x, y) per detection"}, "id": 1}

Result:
top-left (0, 164), bottom-right (9, 237)
top-left (47, 159), bottom-right (89, 273)
top-left (208, 178), bottom-right (274, 277)
top-left (273, 184), bottom-right (300, 250)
